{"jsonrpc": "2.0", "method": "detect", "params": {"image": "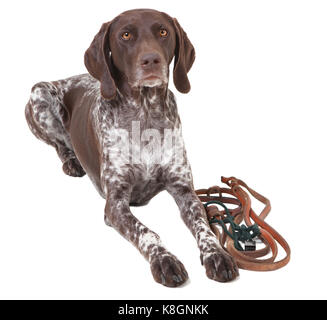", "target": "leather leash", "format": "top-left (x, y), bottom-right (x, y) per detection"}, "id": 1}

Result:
top-left (195, 176), bottom-right (291, 271)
